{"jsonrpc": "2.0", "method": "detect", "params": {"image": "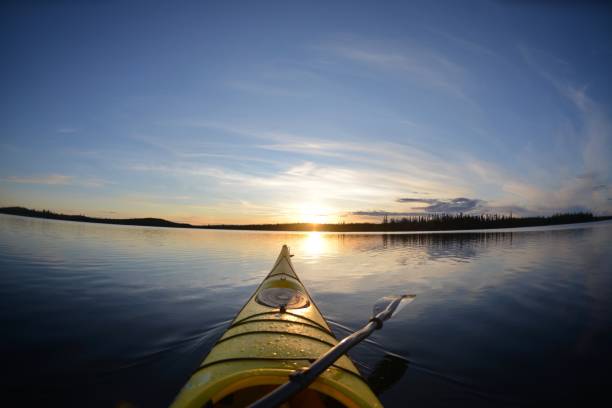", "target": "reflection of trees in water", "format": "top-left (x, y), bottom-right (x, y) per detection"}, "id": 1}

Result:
top-left (381, 233), bottom-right (514, 261)
top-left (378, 228), bottom-right (593, 261)
top-left (316, 232), bottom-right (515, 261)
